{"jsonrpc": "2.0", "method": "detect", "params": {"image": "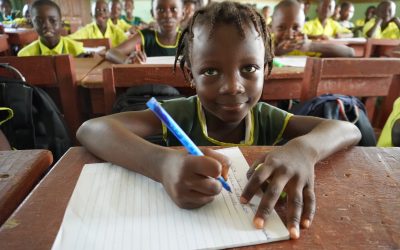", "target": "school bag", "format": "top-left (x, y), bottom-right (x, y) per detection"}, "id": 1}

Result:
top-left (290, 94), bottom-right (376, 146)
top-left (112, 84), bottom-right (184, 145)
top-left (0, 63), bottom-right (71, 160)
